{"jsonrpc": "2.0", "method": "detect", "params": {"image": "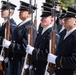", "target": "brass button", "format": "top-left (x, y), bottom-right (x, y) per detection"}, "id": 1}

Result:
top-left (34, 68), bottom-right (37, 70)
top-left (13, 41), bottom-right (15, 42)
top-left (11, 58), bottom-right (13, 60)
top-left (58, 67), bottom-right (60, 69)
top-left (38, 48), bottom-right (40, 51)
